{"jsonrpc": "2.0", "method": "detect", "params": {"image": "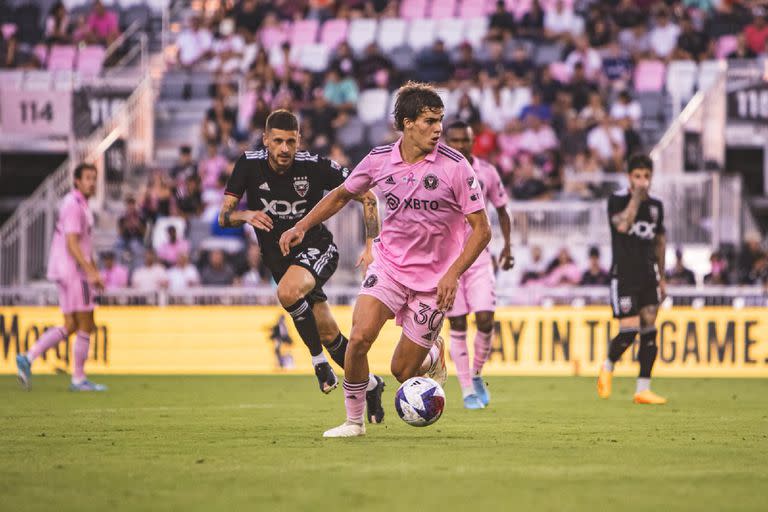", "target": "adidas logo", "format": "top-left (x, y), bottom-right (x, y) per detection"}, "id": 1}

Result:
top-left (259, 182), bottom-right (270, 191)
top-left (385, 176), bottom-right (396, 185)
